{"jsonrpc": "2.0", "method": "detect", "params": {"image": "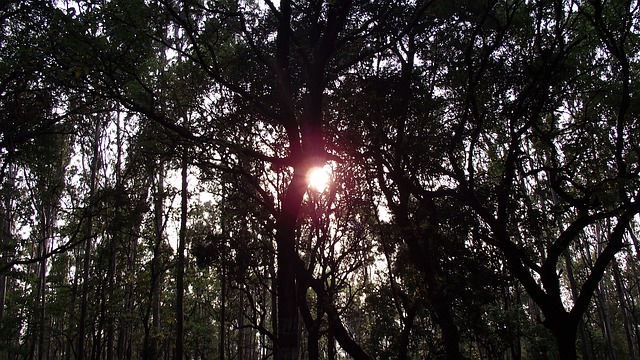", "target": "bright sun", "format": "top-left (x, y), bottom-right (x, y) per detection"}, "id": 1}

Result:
top-left (307, 165), bottom-right (331, 192)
